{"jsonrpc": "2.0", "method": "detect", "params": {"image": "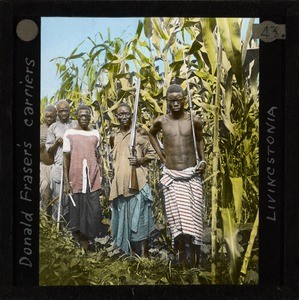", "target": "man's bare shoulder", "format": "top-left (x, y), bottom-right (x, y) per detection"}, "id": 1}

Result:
top-left (193, 114), bottom-right (203, 130)
top-left (137, 127), bottom-right (149, 136)
top-left (154, 114), bottom-right (164, 121)
top-left (153, 115), bottom-right (166, 125)
top-left (194, 114), bottom-right (202, 121)
top-left (149, 115), bottom-right (165, 134)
